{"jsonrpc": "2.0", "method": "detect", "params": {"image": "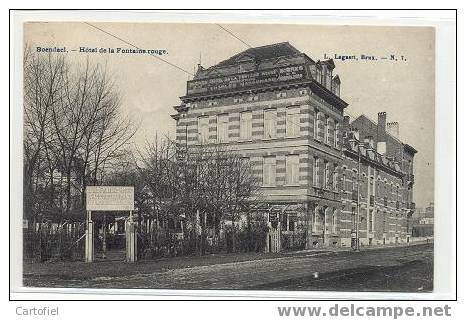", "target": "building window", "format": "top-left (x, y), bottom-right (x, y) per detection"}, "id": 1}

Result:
top-left (313, 157), bottom-right (319, 187)
top-left (325, 117), bottom-right (331, 145)
top-left (286, 107), bottom-right (300, 137)
top-left (286, 154), bottom-right (300, 185)
top-left (326, 70), bottom-right (332, 89)
top-left (352, 170), bottom-right (358, 191)
top-left (332, 209), bottom-right (337, 233)
top-left (316, 111), bottom-right (324, 141)
top-left (333, 165), bottom-right (338, 191)
top-left (217, 114), bottom-right (229, 143)
top-left (324, 161), bottom-right (330, 189)
top-left (277, 92), bottom-right (287, 98)
top-left (342, 173), bottom-right (346, 191)
top-left (313, 109), bottom-right (318, 139)
top-left (263, 156), bottom-right (276, 187)
top-left (240, 111), bottom-right (252, 140)
top-left (282, 213), bottom-right (296, 232)
top-left (313, 207), bottom-right (319, 228)
top-left (233, 97), bottom-right (243, 103)
top-left (334, 122), bottom-right (339, 148)
top-left (333, 82), bottom-right (340, 96)
top-left (248, 95), bottom-right (259, 102)
top-left (316, 68), bottom-right (322, 83)
top-left (263, 109), bottom-right (276, 139)
top-left (197, 116), bottom-right (209, 143)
